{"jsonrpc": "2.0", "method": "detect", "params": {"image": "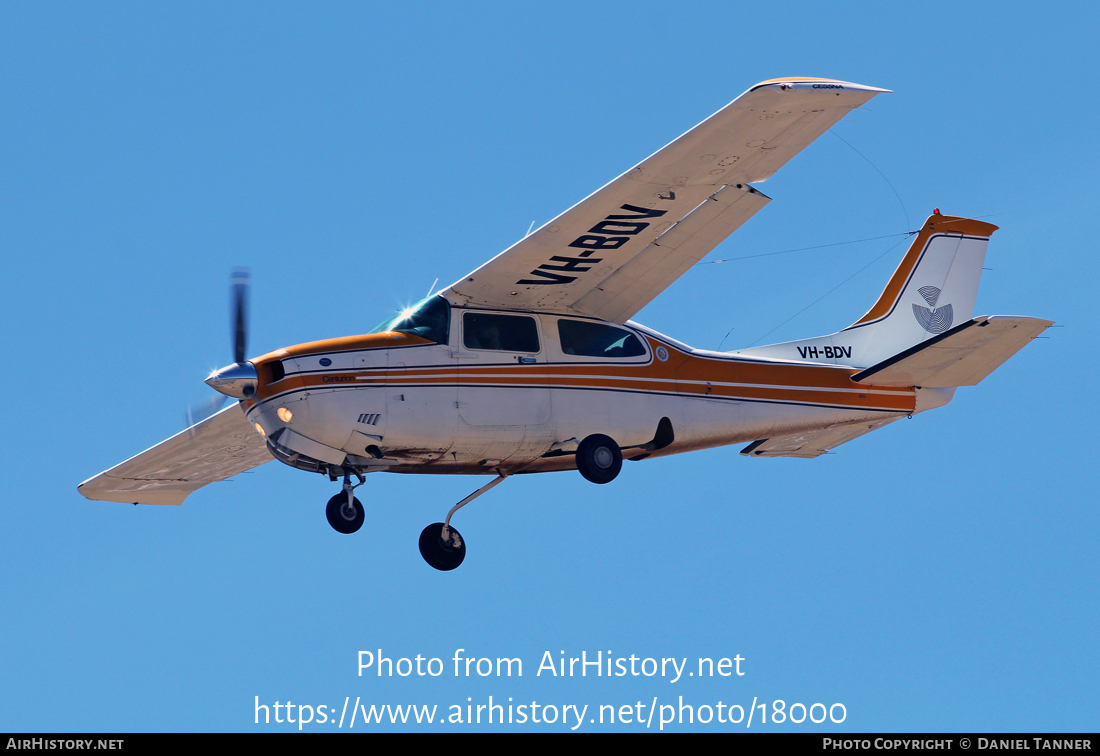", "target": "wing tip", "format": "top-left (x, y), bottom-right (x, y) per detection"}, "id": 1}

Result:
top-left (751, 77), bottom-right (891, 94)
top-left (77, 477), bottom-right (189, 506)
